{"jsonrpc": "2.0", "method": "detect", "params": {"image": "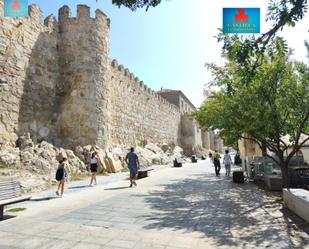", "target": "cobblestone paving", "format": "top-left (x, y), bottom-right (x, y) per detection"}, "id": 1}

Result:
top-left (0, 161), bottom-right (308, 249)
